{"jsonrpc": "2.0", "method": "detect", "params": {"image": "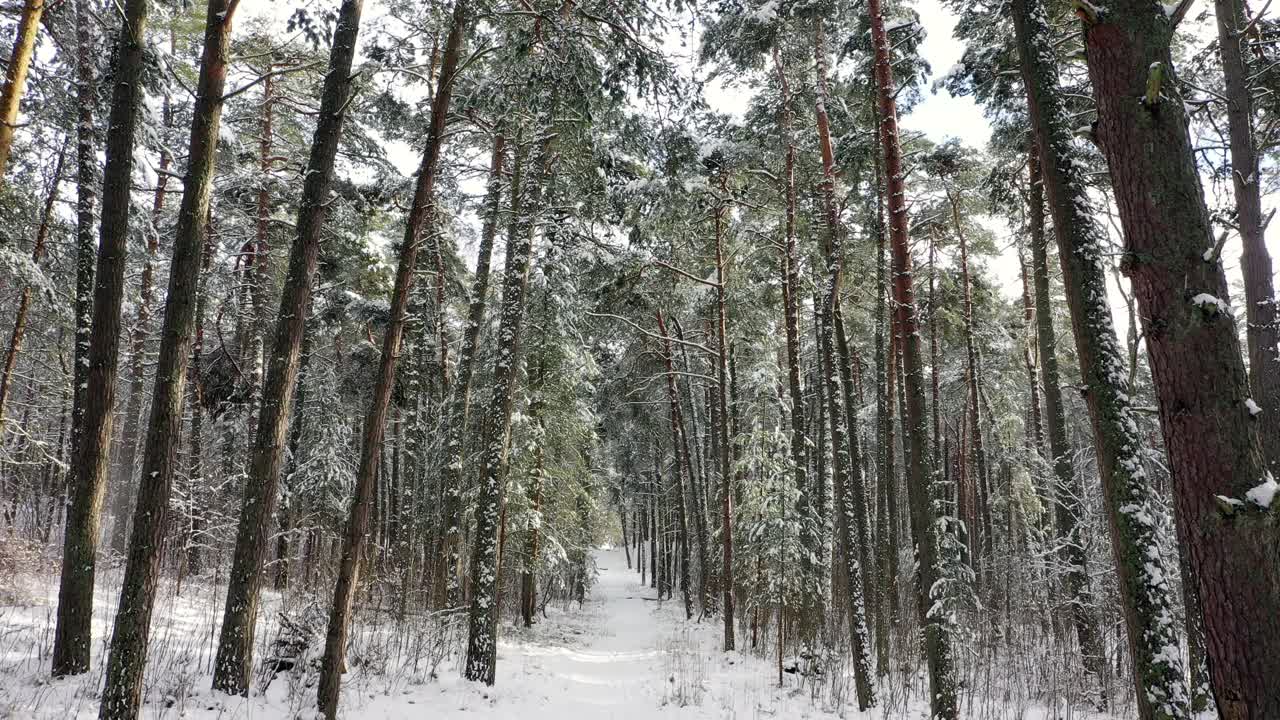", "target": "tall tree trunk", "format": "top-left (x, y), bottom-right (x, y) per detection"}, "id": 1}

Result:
top-left (1080, 0), bottom-right (1279, 714)
top-left (98, 0), bottom-right (235, 714)
top-left (0, 0), bottom-right (44, 182)
top-left (52, 0), bottom-right (150, 677)
top-left (819, 294), bottom-right (876, 708)
top-left (520, 357), bottom-right (545, 627)
top-left (814, 17), bottom-right (874, 707)
top-left (1018, 250), bottom-right (1046, 468)
top-left (212, 0), bottom-right (364, 695)
top-left (834, 305), bottom-right (880, 664)
top-left (711, 173), bottom-right (735, 652)
top-left (1213, 0), bottom-right (1279, 470)
top-left (111, 70), bottom-right (174, 553)
top-left (316, 3), bottom-right (465, 714)
top-left (275, 312), bottom-right (314, 592)
top-left (867, 0), bottom-right (957, 712)
top-left (244, 69), bottom-right (275, 443)
top-left (1177, 531), bottom-right (1213, 712)
top-left (952, 193), bottom-right (990, 567)
top-left (436, 130), bottom-right (506, 608)
top-left (620, 507), bottom-right (631, 568)
top-left (649, 472), bottom-right (658, 590)
top-left (657, 311), bottom-right (695, 620)
top-left (672, 316), bottom-right (711, 611)
top-left (69, 0), bottom-right (96, 501)
top-left (929, 236), bottom-right (943, 475)
top-left (1011, 0), bottom-right (1192, 714)
top-left (1027, 146), bottom-right (1104, 678)
top-left (770, 44), bottom-right (812, 624)
top-left (186, 220), bottom-right (214, 579)
top-left (463, 124), bottom-right (550, 688)
top-left (0, 143), bottom-right (65, 430)
top-left (873, 179), bottom-right (899, 646)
